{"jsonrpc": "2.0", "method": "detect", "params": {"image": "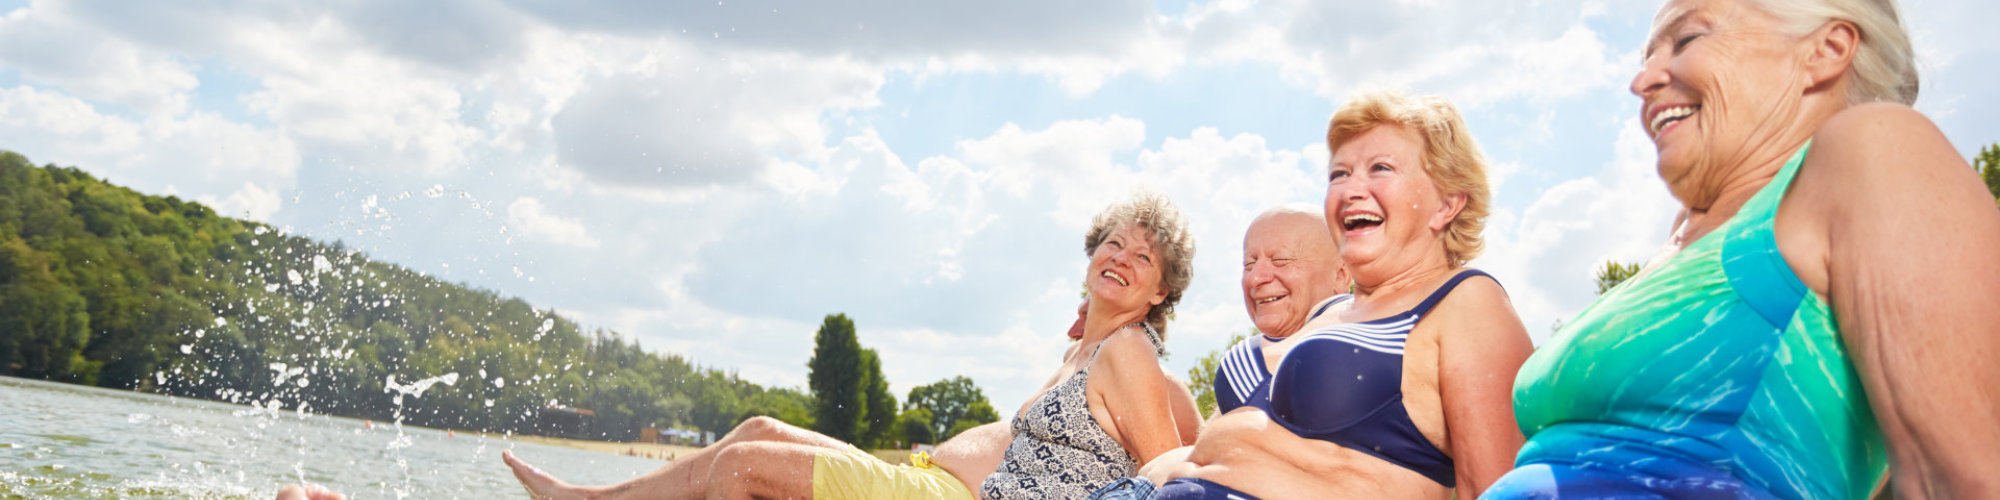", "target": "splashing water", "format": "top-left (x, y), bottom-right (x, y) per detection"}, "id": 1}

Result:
top-left (383, 373), bottom-right (460, 406)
